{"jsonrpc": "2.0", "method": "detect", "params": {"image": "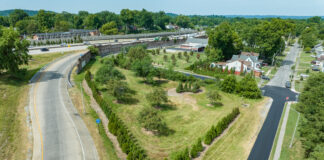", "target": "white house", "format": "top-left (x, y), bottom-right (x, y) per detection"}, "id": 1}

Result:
top-left (213, 52), bottom-right (263, 76)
